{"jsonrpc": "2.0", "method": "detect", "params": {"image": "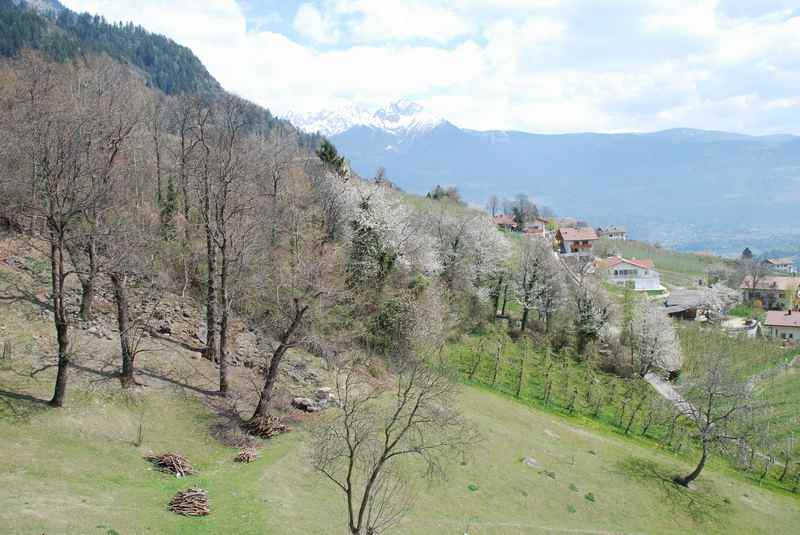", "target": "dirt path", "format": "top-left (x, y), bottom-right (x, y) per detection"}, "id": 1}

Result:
top-left (644, 372), bottom-right (695, 418)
